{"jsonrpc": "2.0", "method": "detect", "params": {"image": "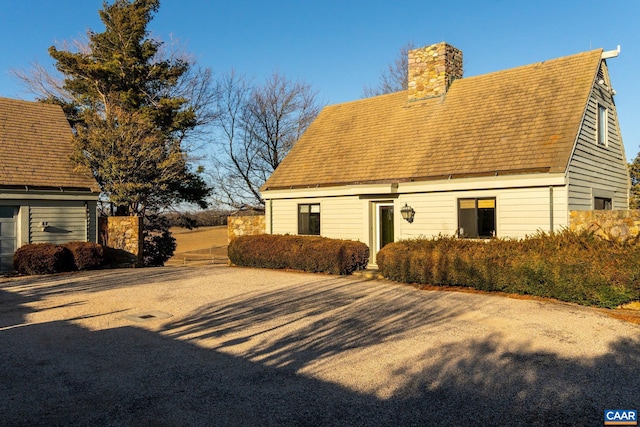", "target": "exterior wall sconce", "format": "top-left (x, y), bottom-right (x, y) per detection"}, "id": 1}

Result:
top-left (400, 203), bottom-right (415, 223)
